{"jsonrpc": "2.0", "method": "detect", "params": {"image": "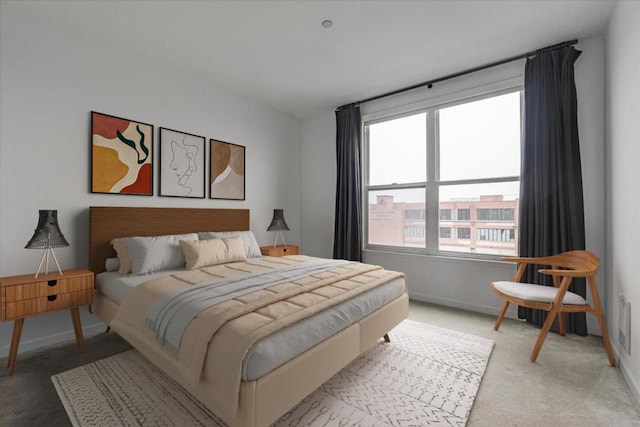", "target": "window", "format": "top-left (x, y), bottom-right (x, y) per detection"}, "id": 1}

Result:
top-left (457, 209), bottom-right (470, 221)
top-left (365, 88), bottom-right (521, 258)
top-left (439, 227), bottom-right (453, 238)
top-left (477, 228), bottom-right (515, 242)
top-left (439, 209), bottom-right (452, 220)
top-left (458, 227), bottom-right (471, 239)
top-left (477, 208), bottom-right (514, 222)
top-left (405, 225), bottom-right (425, 238)
top-left (405, 209), bottom-right (426, 220)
